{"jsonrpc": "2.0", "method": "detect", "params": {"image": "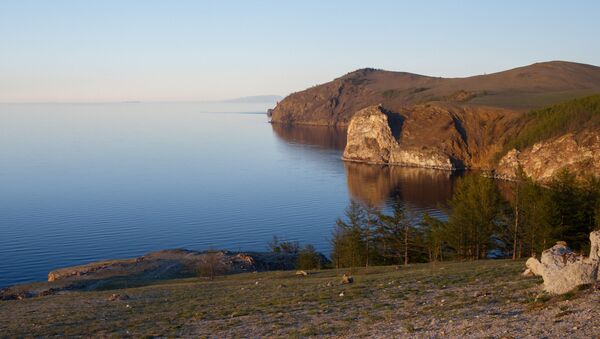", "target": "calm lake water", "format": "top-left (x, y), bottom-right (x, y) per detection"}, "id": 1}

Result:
top-left (0, 103), bottom-right (457, 287)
